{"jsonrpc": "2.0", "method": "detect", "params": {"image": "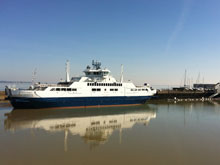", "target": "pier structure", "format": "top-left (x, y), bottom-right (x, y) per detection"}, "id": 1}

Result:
top-left (150, 83), bottom-right (220, 102)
